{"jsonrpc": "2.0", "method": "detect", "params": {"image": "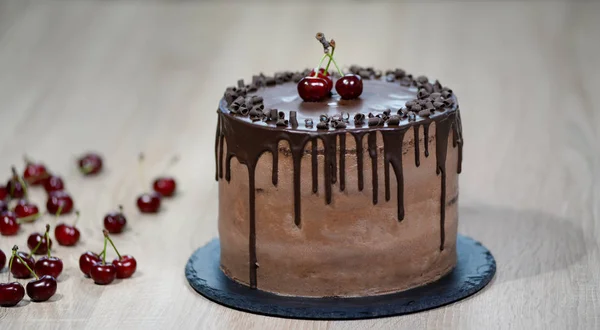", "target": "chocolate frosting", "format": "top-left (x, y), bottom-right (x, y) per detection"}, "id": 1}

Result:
top-left (215, 75), bottom-right (463, 289)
